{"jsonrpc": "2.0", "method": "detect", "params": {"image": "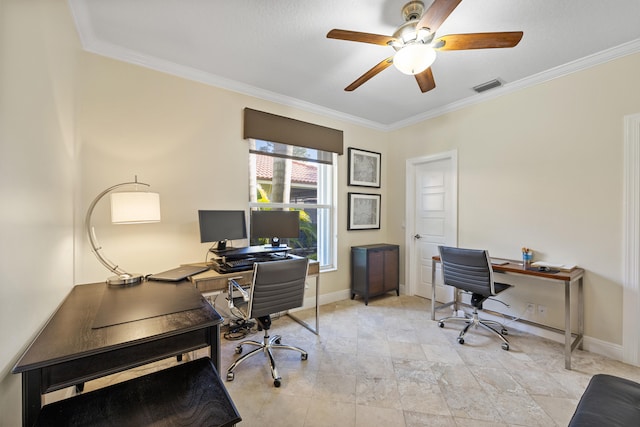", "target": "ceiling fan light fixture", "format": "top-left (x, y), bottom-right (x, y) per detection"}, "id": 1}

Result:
top-left (393, 43), bottom-right (436, 75)
top-left (327, 0), bottom-right (523, 92)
